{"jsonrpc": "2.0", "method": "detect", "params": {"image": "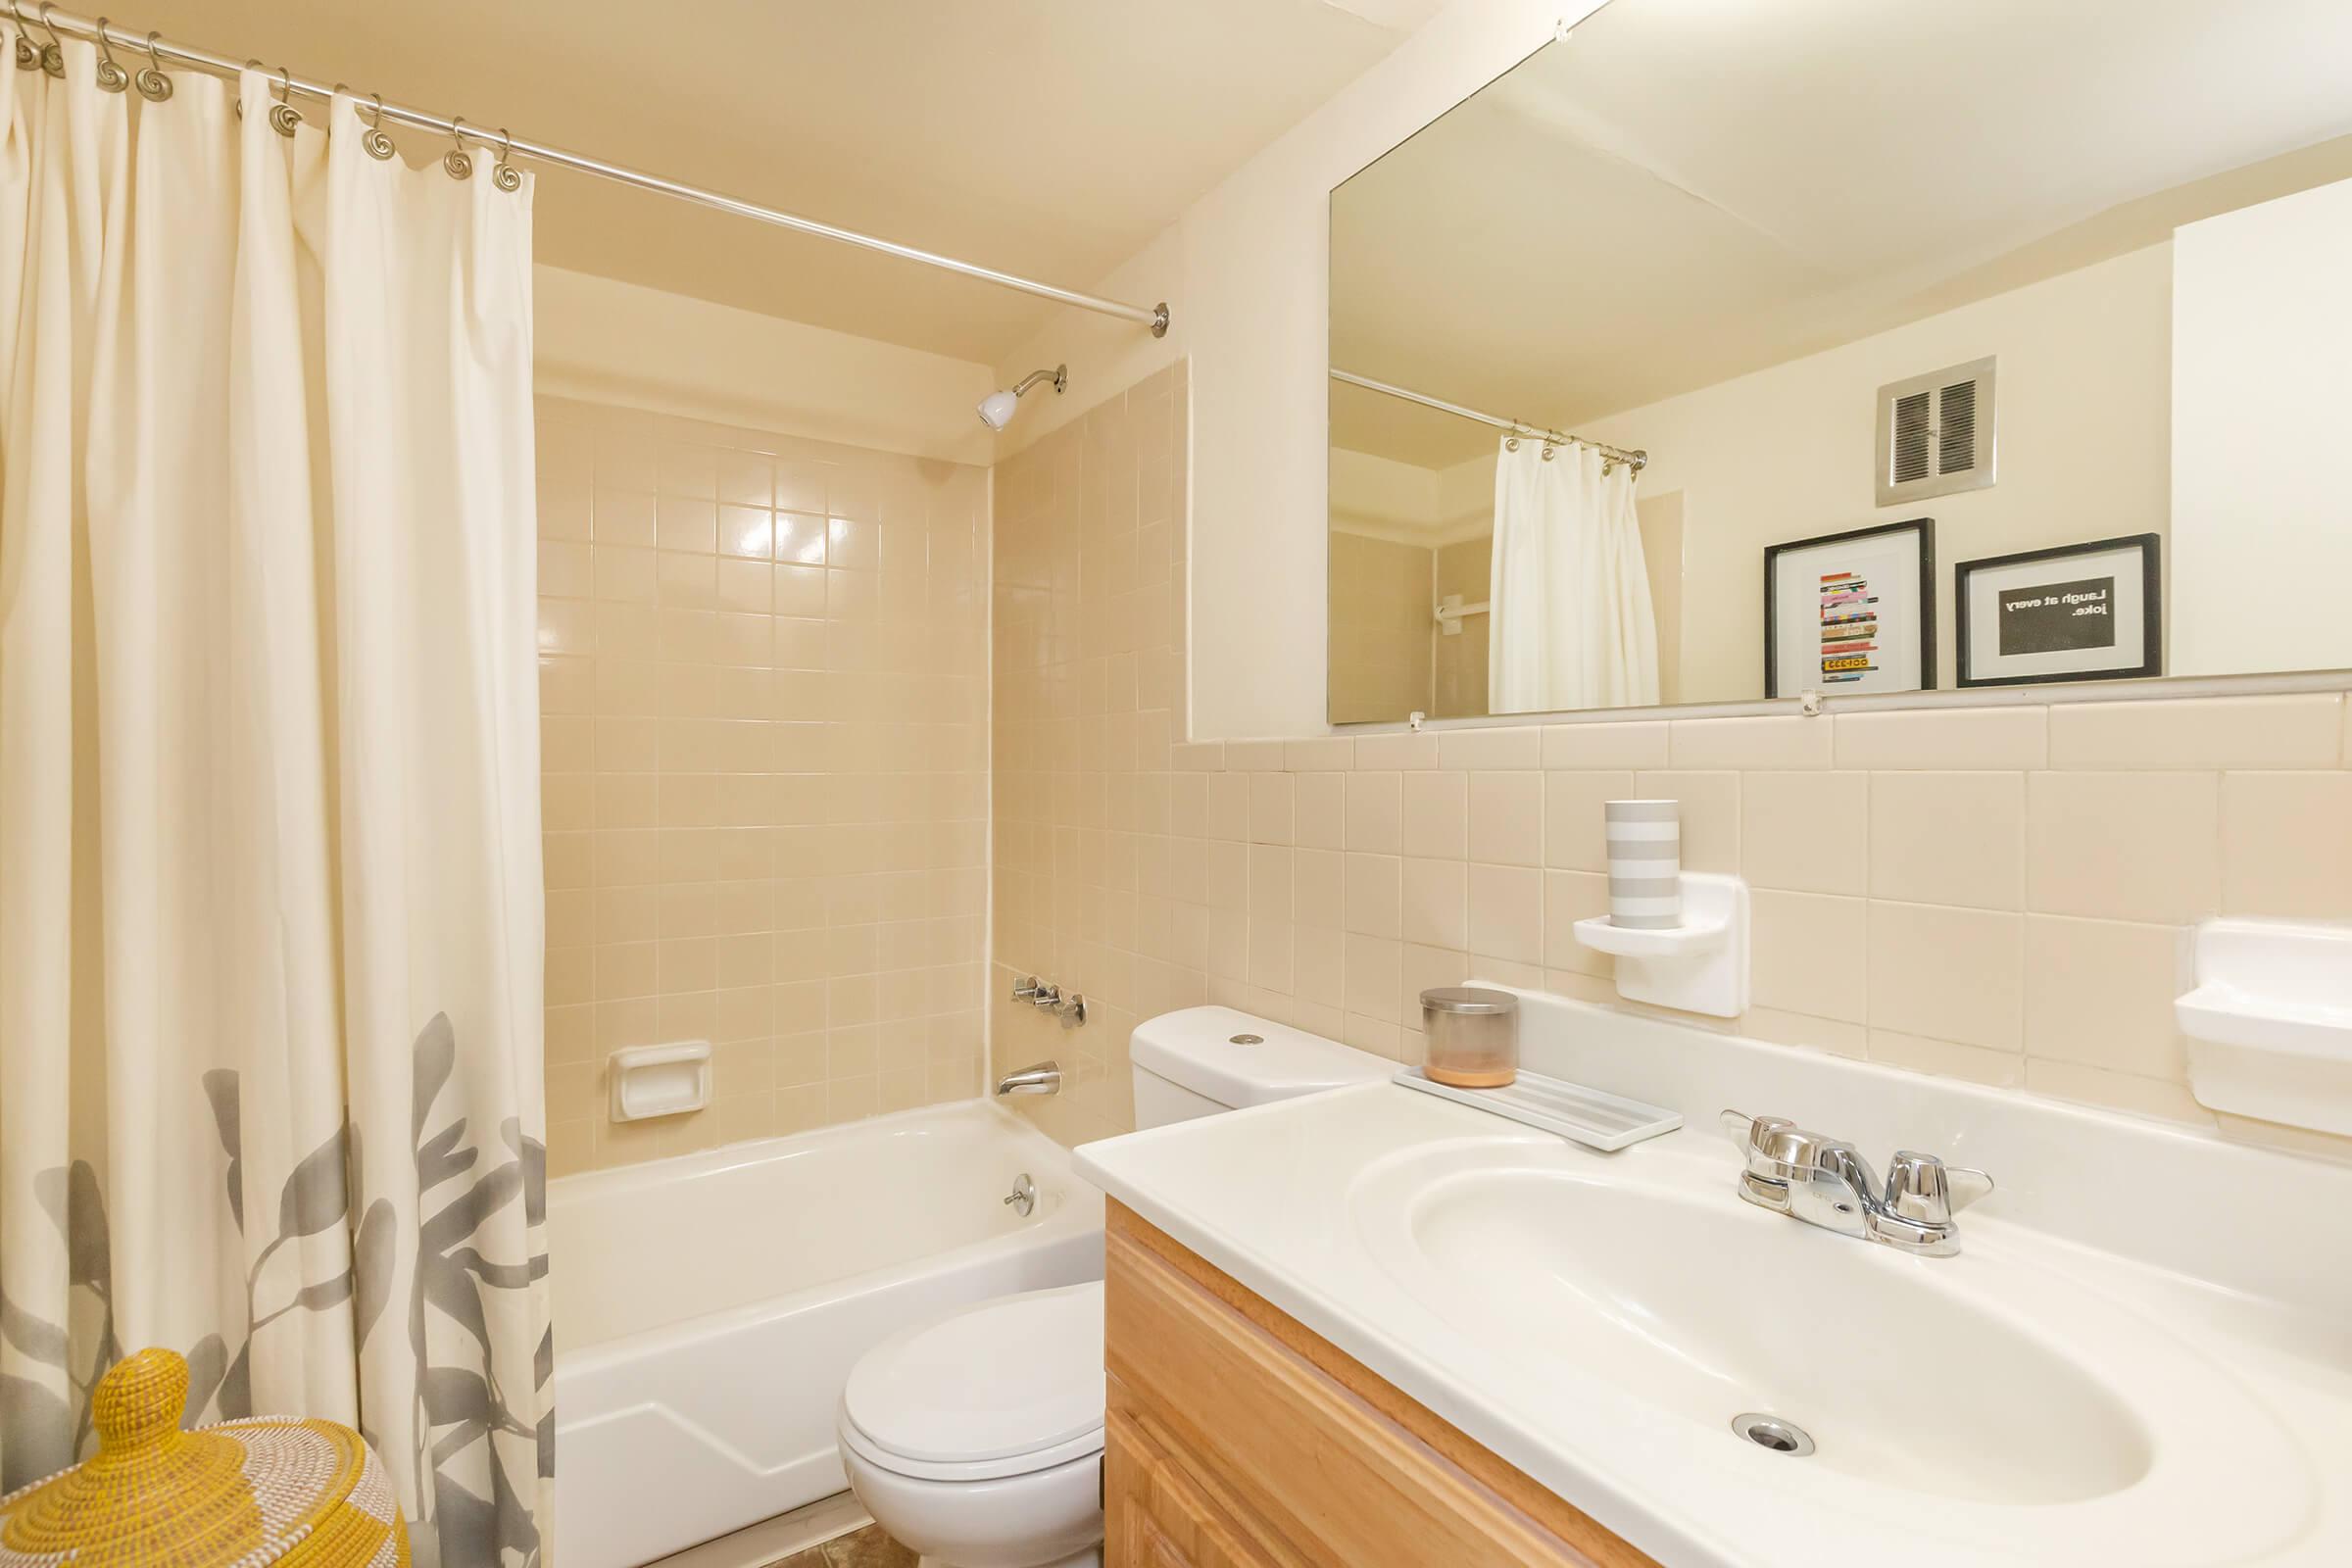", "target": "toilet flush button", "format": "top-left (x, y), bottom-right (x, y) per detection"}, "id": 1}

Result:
top-left (1229, 1033), bottom-right (1263, 1046)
